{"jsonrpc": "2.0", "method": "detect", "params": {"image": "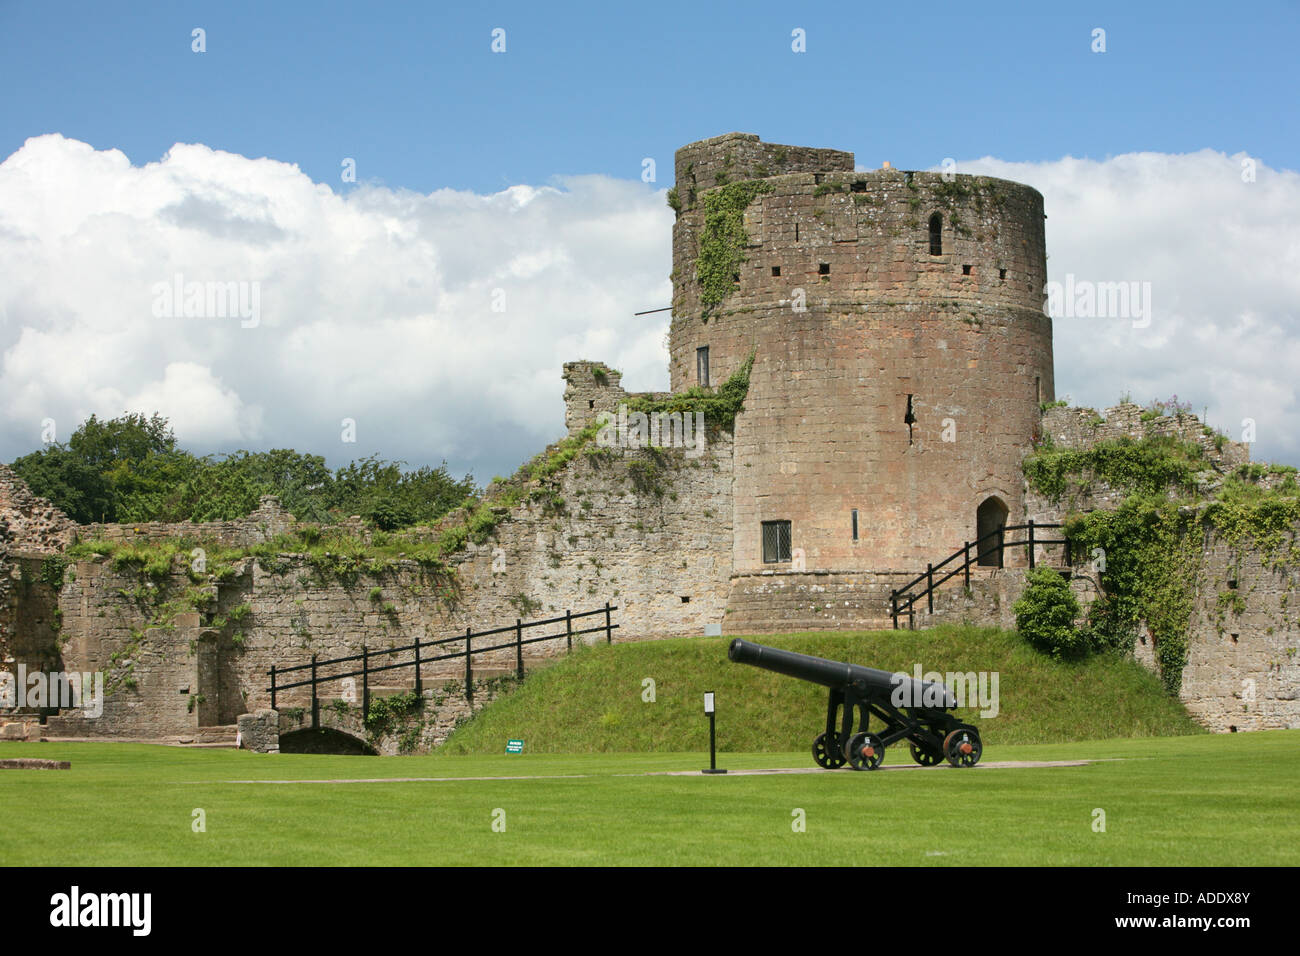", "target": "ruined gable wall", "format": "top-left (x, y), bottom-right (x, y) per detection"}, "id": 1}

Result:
top-left (0, 464), bottom-right (78, 555)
